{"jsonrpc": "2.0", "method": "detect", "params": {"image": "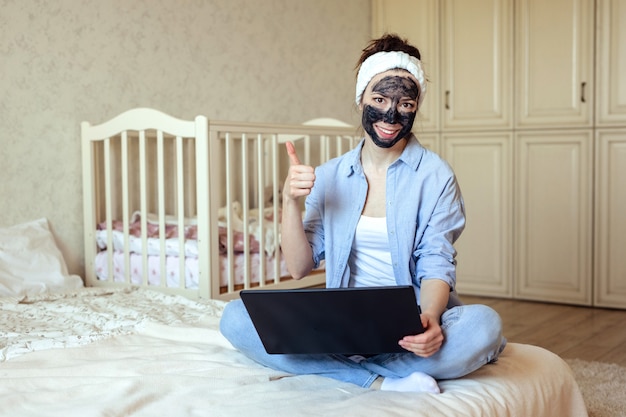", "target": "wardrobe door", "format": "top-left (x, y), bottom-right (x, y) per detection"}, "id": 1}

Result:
top-left (515, 0), bottom-right (594, 128)
top-left (594, 130), bottom-right (626, 308)
top-left (441, 0), bottom-right (513, 130)
top-left (443, 133), bottom-right (513, 297)
top-left (596, 0), bottom-right (626, 126)
top-left (515, 130), bottom-right (593, 305)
